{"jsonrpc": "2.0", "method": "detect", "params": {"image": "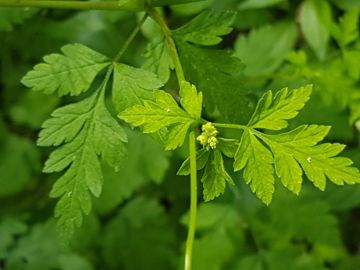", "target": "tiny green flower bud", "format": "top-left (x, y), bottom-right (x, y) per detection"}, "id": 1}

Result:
top-left (207, 136), bottom-right (218, 149)
top-left (197, 134), bottom-right (208, 146)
